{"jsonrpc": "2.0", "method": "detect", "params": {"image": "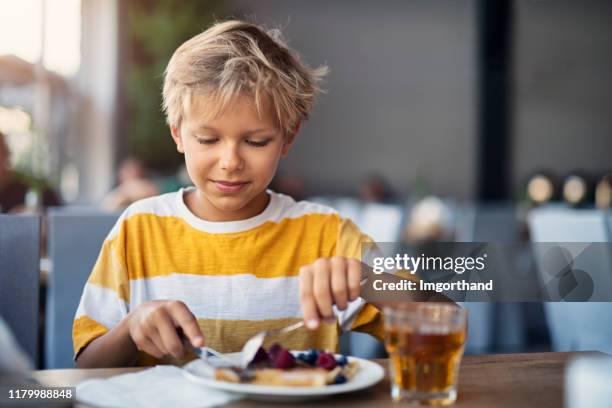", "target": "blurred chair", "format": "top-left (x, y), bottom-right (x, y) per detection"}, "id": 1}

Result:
top-left (307, 196), bottom-right (334, 207)
top-left (343, 331), bottom-right (387, 359)
top-left (455, 202), bottom-right (526, 353)
top-left (45, 209), bottom-right (119, 368)
top-left (0, 214), bottom-right (40, 366)
top-left (529, 207), bottom-right (612, 354)
top-left (455, 202), bottom-right (519, 243)
top-left (358, 203), bottom-right (405, 243)
top-left (334, 197), bottom-right (363, 226)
